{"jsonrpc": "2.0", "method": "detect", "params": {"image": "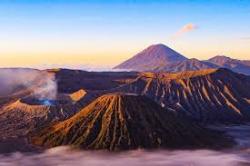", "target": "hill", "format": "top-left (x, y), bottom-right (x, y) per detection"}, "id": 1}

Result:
top-left (31, 94), bottom-right (232, 150)
top-left (116, 68), bottom-right (250, 123)
top-left (208, 55), bottom-right (250, 75)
